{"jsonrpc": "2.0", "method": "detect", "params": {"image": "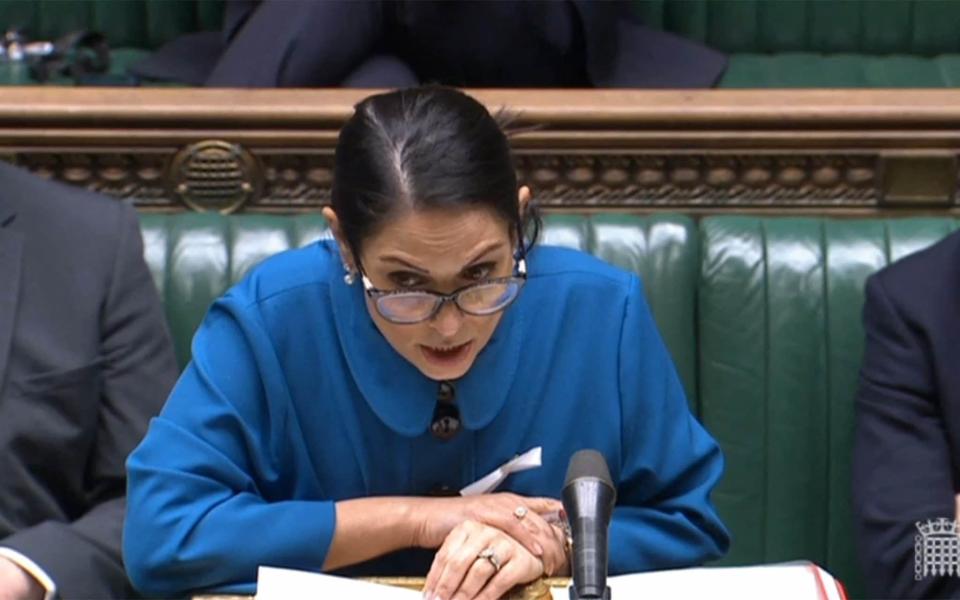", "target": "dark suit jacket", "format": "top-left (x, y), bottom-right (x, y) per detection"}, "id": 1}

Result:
top-left (133, 0), bottom-right (727, 89)
top-left (0, 161), bottom-right (178, 598)
top-left (852, 230), bottom-right (960, 599)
